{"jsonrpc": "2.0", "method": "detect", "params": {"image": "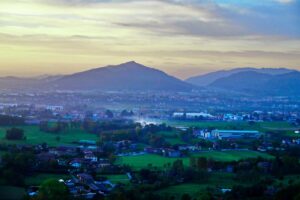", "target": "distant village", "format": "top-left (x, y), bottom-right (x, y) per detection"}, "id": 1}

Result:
top-left (0, 93), bottom-right (300, 199)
